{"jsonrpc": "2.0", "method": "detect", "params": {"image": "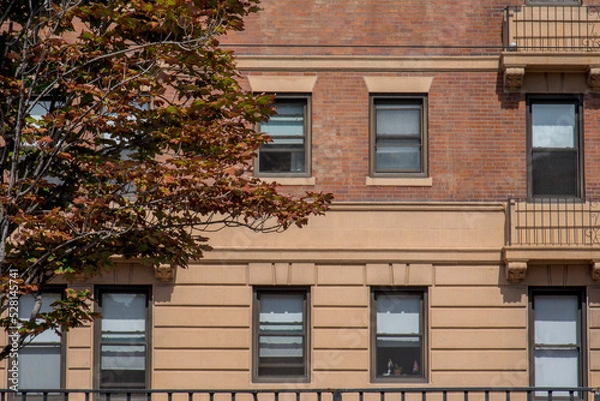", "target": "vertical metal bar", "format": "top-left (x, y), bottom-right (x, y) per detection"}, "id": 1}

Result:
top-left (379, 392), bottom-right (384, 401)
top-left (296, 392), bottom-right (300, 401)
top-left (85, 391), bottom-right (90, 401)
top-left (442, 391), bottom-right (447, 401)
top-left (127, 393), bottom-right (131, 401)
top-left (43, 393), bottom-right (48, 401)
top-left (189, 392), bottom-right (194, 401)
top-left (463, 390), bottom-right (468, 401)
top-left (106, 392), bottom-right (111, 401)
top-left (505, 390), bottom-right (510, 401)
top-left (317, 392), bottom-right (322, 401)
top-left (274, 392), bottom-right (278, 401)
top-left (485, 391), bottom-right (489, 401)
top-left (231, 392), bottom-right (235, 401)
top-left (210, 393), bottom-right (215, 401)
top-left (358, 392), bottom-right (363, 401)
top-left (422, 391), bottom-right (426, 401)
